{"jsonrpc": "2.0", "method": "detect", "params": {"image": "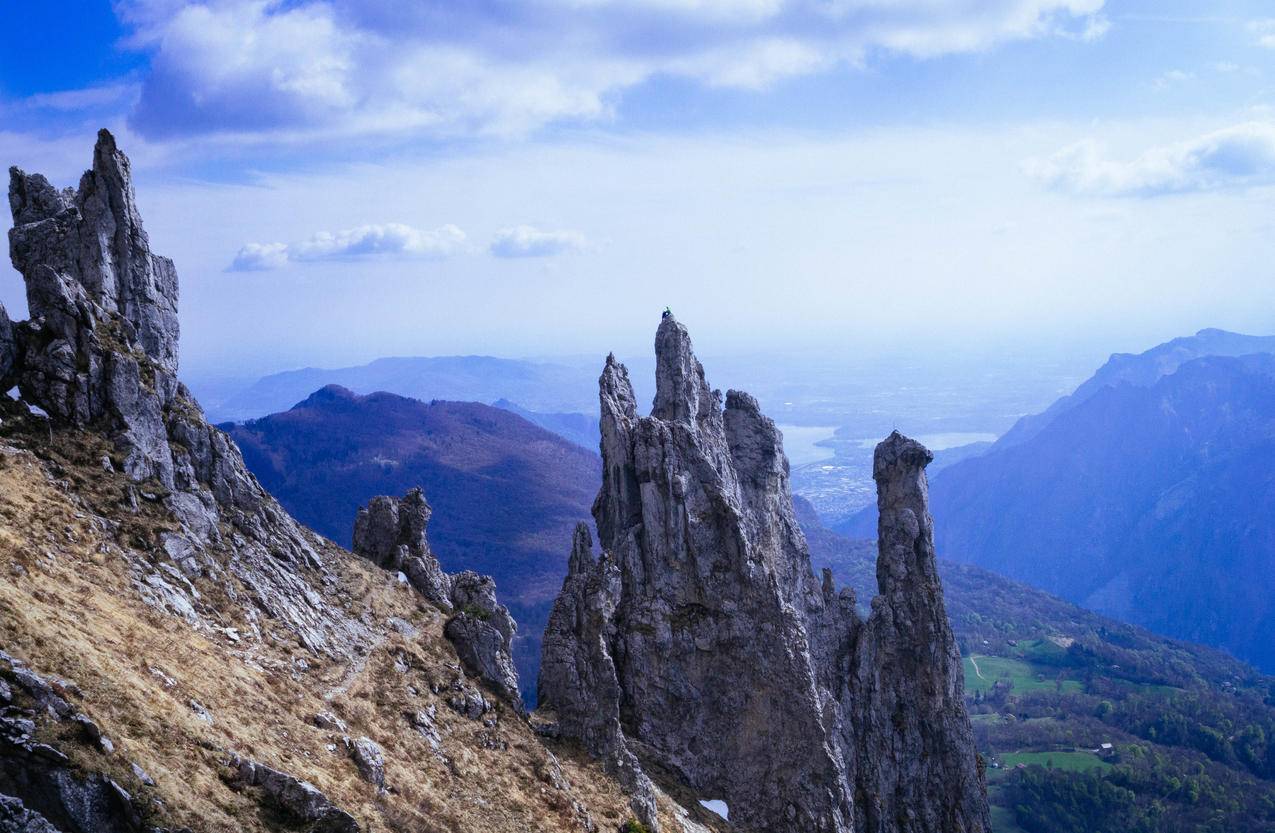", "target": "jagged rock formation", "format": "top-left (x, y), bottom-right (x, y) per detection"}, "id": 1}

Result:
top-left (848, 433), bottom-right (987, 832)
top-left (0, 131), bottom-right (685, 833)
top-left (352, 487), bottom-right (453, 609)
top-left (6, 130), bottom-right (365, 660)
top-left (539, 316), bottom-right (988, 833)
top-left (226, 755), bottom-right (359, 833)
top-left (352, 489), bottom-right (523, 713)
